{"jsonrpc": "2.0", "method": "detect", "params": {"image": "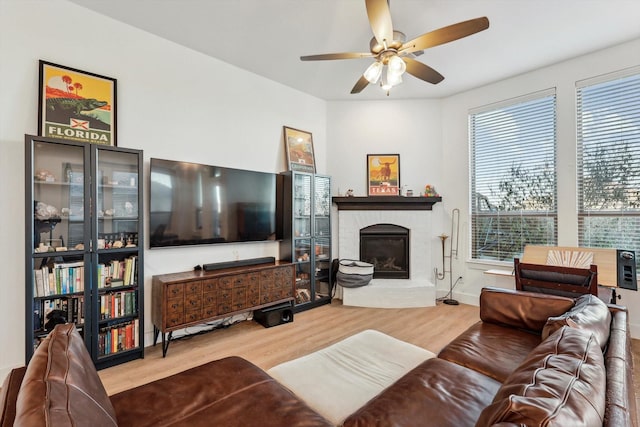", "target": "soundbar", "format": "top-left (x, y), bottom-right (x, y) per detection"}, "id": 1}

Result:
top-left (203, 256), bottom-right (276, 271)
